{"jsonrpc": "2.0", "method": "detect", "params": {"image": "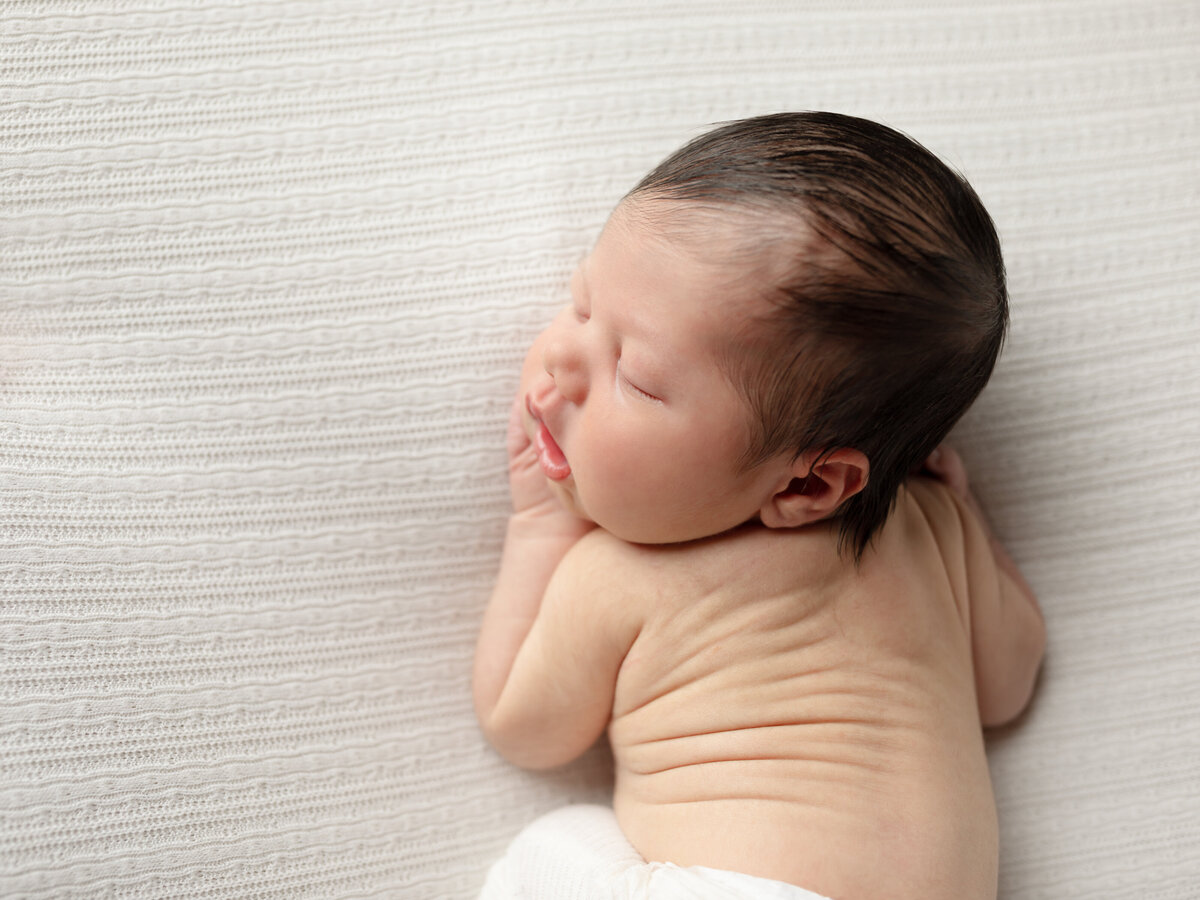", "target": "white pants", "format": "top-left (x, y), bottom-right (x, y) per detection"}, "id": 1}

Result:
top-left (480, 804), bottom-right (834, 900)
